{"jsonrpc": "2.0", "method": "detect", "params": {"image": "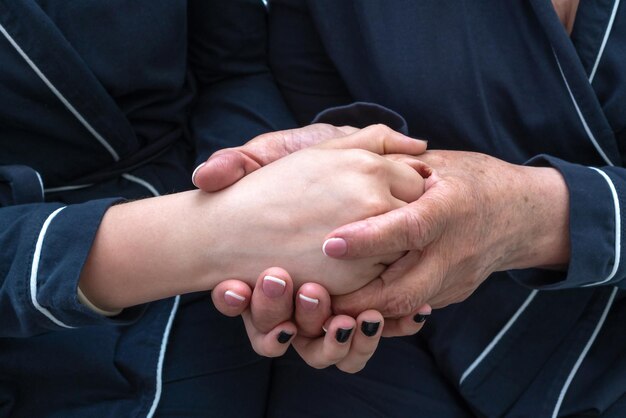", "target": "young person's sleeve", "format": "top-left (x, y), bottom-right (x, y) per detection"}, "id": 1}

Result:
top-left (0, 165), bottom-right (145, 338)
